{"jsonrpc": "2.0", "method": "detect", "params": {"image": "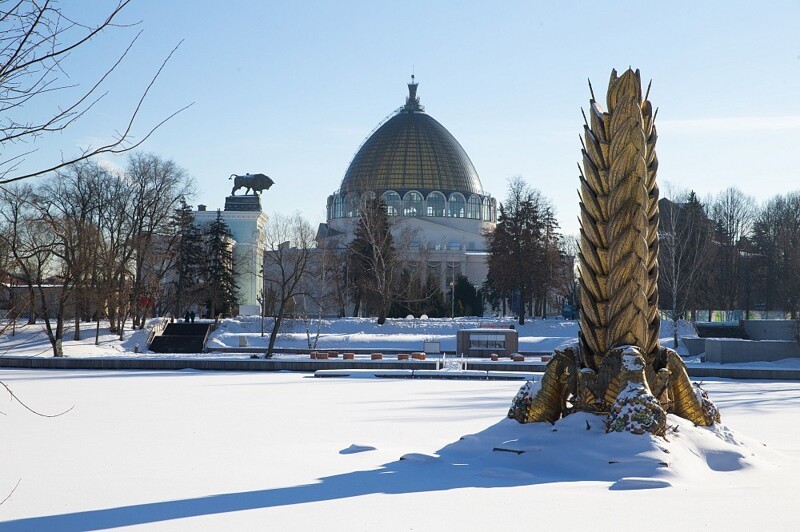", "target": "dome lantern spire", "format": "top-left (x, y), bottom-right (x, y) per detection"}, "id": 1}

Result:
top-left (404, 74), bottom-right (424, 112)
